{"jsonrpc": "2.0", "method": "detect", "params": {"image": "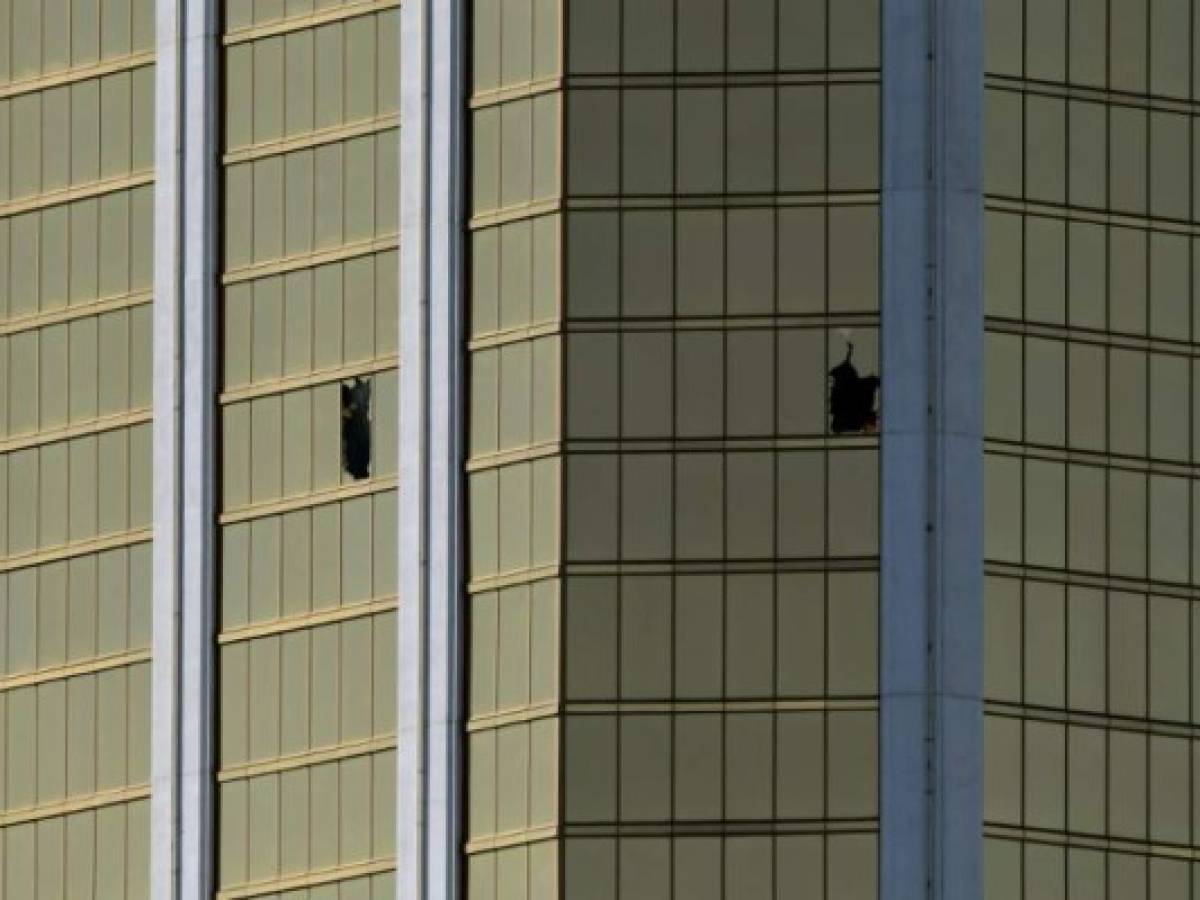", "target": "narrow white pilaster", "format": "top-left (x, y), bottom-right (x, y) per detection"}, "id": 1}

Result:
top-left (150, 0), bottom-right (182, 893)
top-left (399, 0), bottom-right (465, 898)
top-left (151, 1), bottom-right (219, 897)
top-left (881, 1), bottom-right (984, 898)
